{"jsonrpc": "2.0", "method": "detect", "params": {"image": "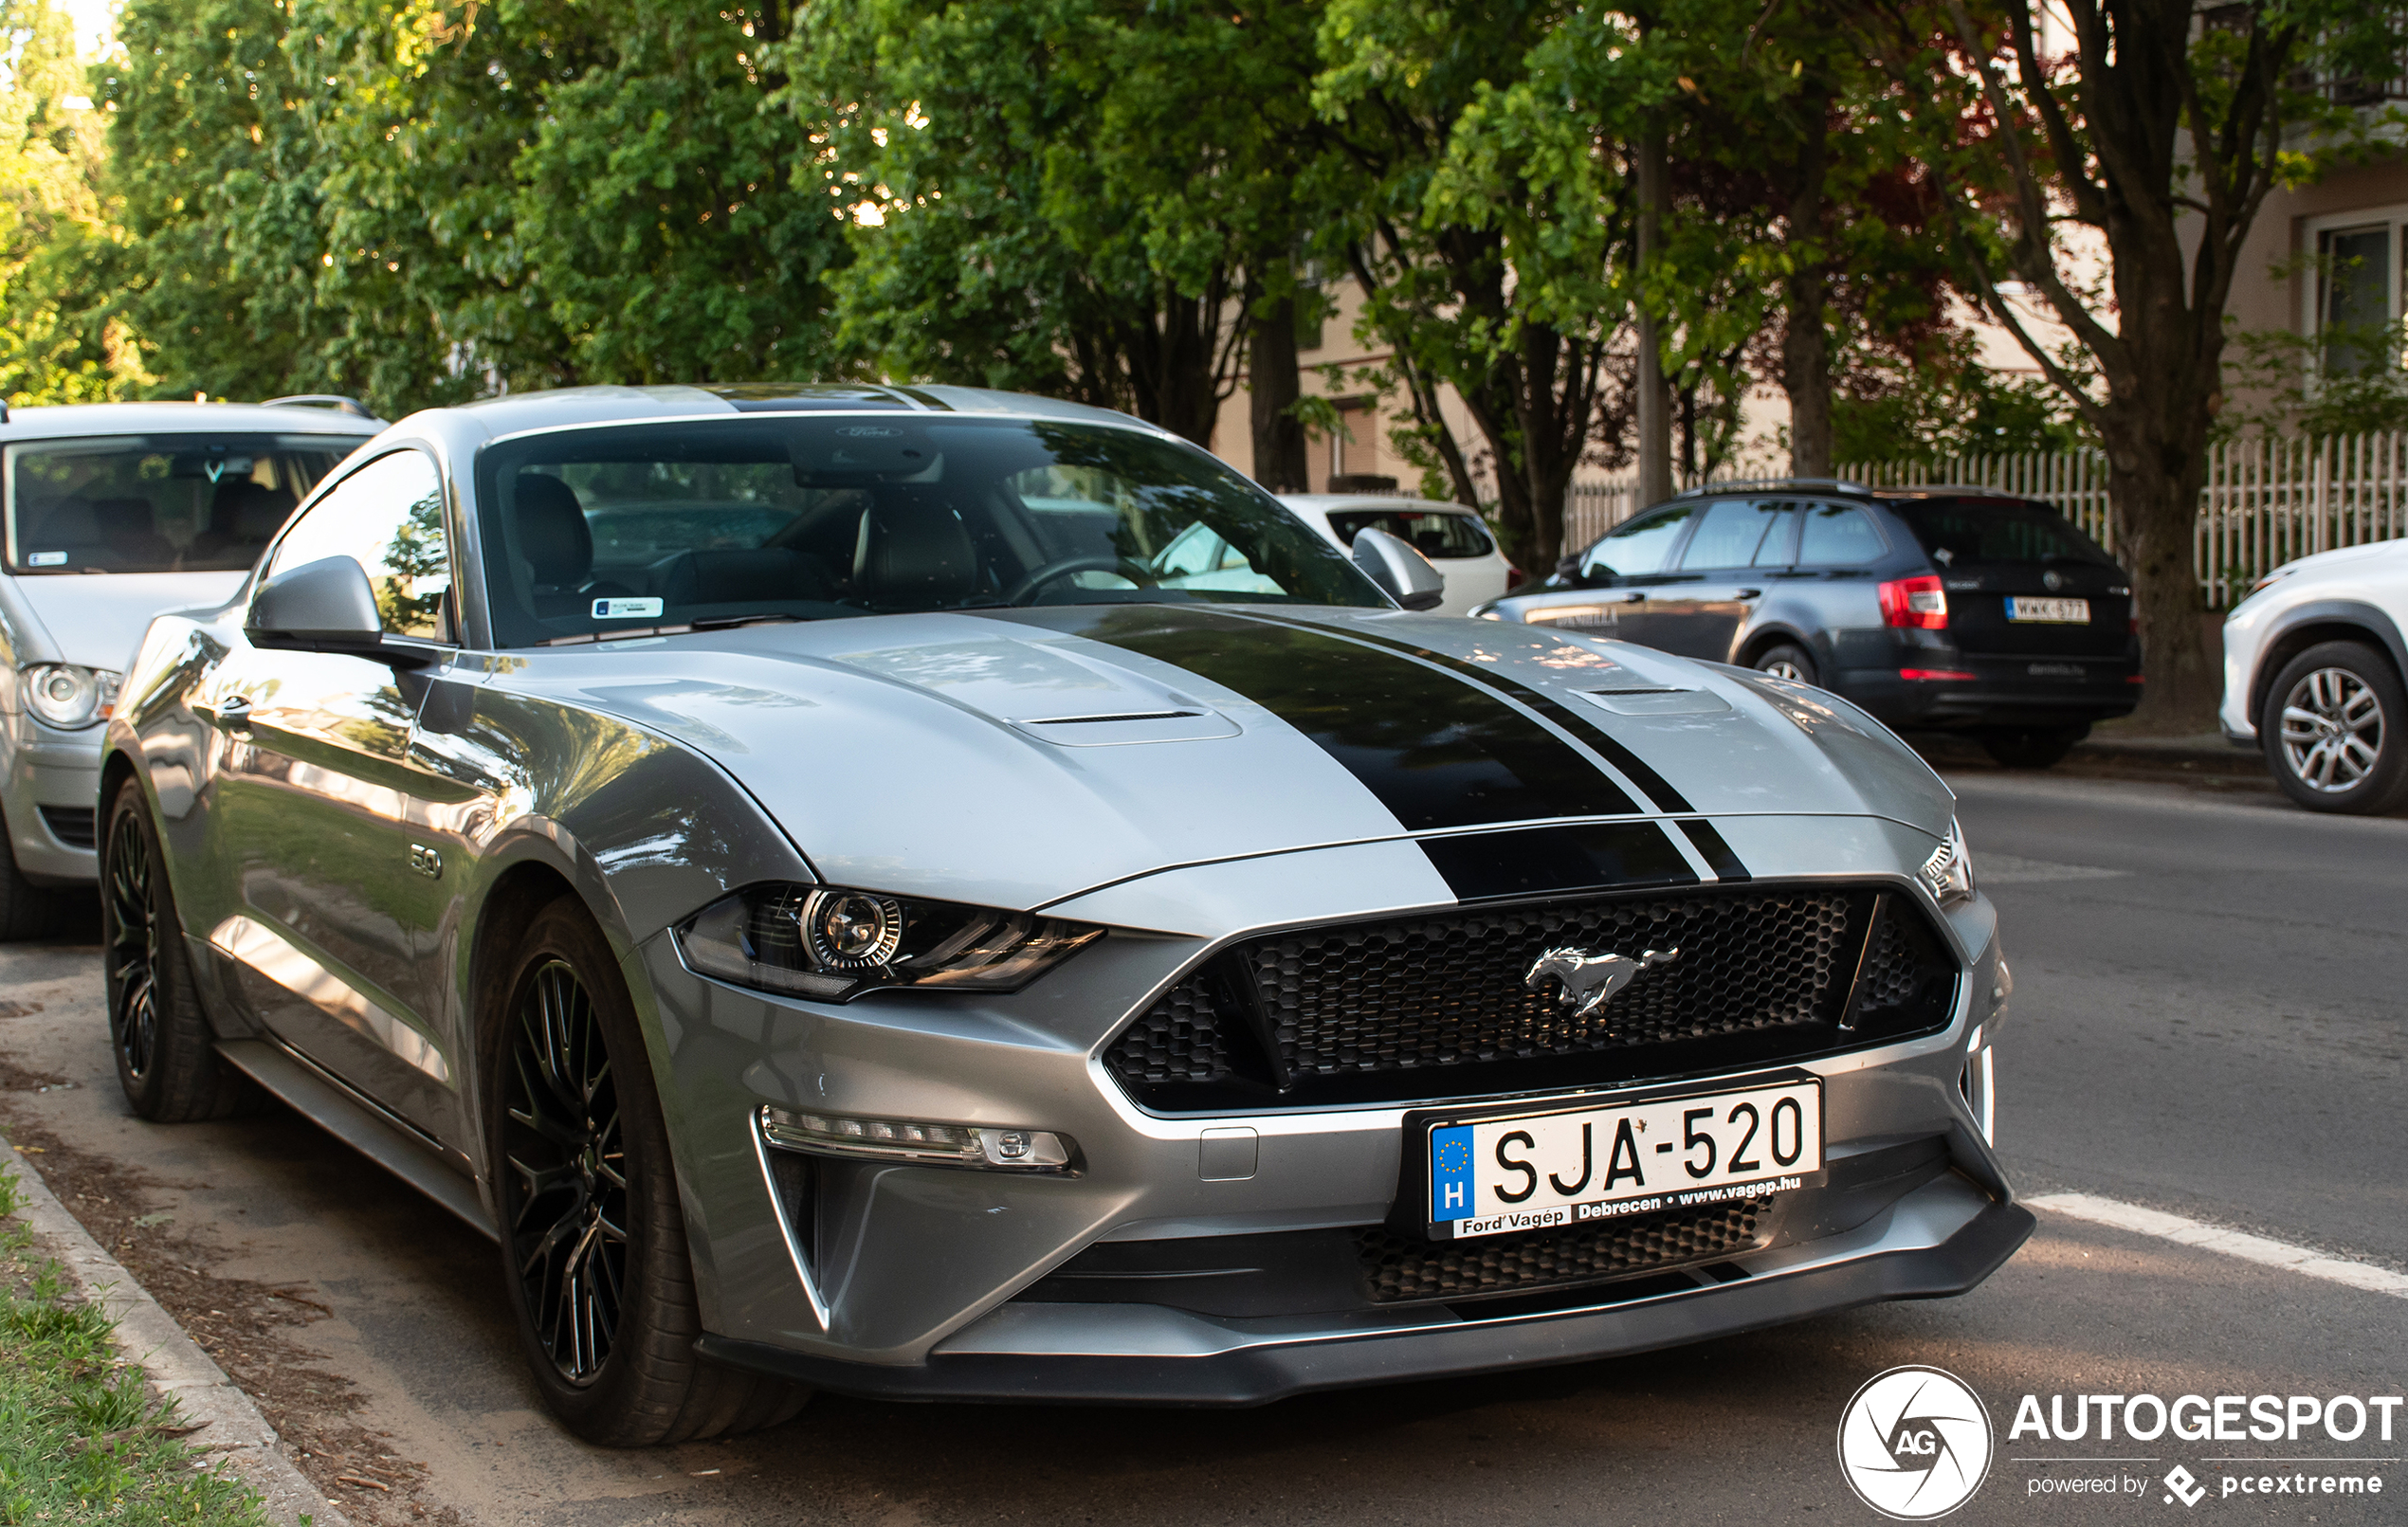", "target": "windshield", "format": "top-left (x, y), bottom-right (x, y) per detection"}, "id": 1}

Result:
top-left (1889, 498), bottom-right (2117, 569)
top-left (475, 416), bottom-right (1387, 646)
top-left (4, 433), bottom-right (369, 575)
